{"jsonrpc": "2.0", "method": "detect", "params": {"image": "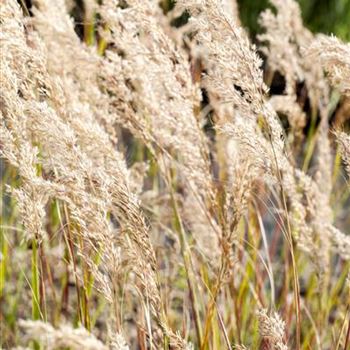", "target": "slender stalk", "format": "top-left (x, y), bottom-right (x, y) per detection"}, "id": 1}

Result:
top-left (59, 202), bottom-right (83, 325)
top-left (0, 227), bottom-right (7, 298)
top-left (273, 154), bottom-right (301, 350)
top-left (168, 170), bottom-right (203, 346)
top-left (31, 239), bottom-right (41, 321)
top-left (38, 244), bottom-right (47, 322)
top-left (344, 306), bottom-right (350, 350)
